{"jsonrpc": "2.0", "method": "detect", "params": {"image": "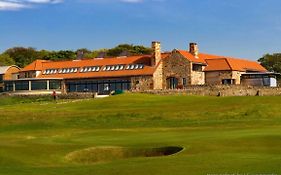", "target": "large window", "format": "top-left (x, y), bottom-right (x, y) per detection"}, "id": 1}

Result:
top-left (50, 80), bottom-right (61, 89)
top-left (183, 78), bottom-right (187, 87)
top-left (222, 79), bottom-right (235, 85)
top-left (31, 81), bottom-right (47, 90)
top-left (66, 79), bottom-right (131, 93)
top-left (5, 82), bottom-right (14, 91)
top-left (15, 81), bottom-right (29, 90)
top-left (167, 77), bottom-right (178, 89)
